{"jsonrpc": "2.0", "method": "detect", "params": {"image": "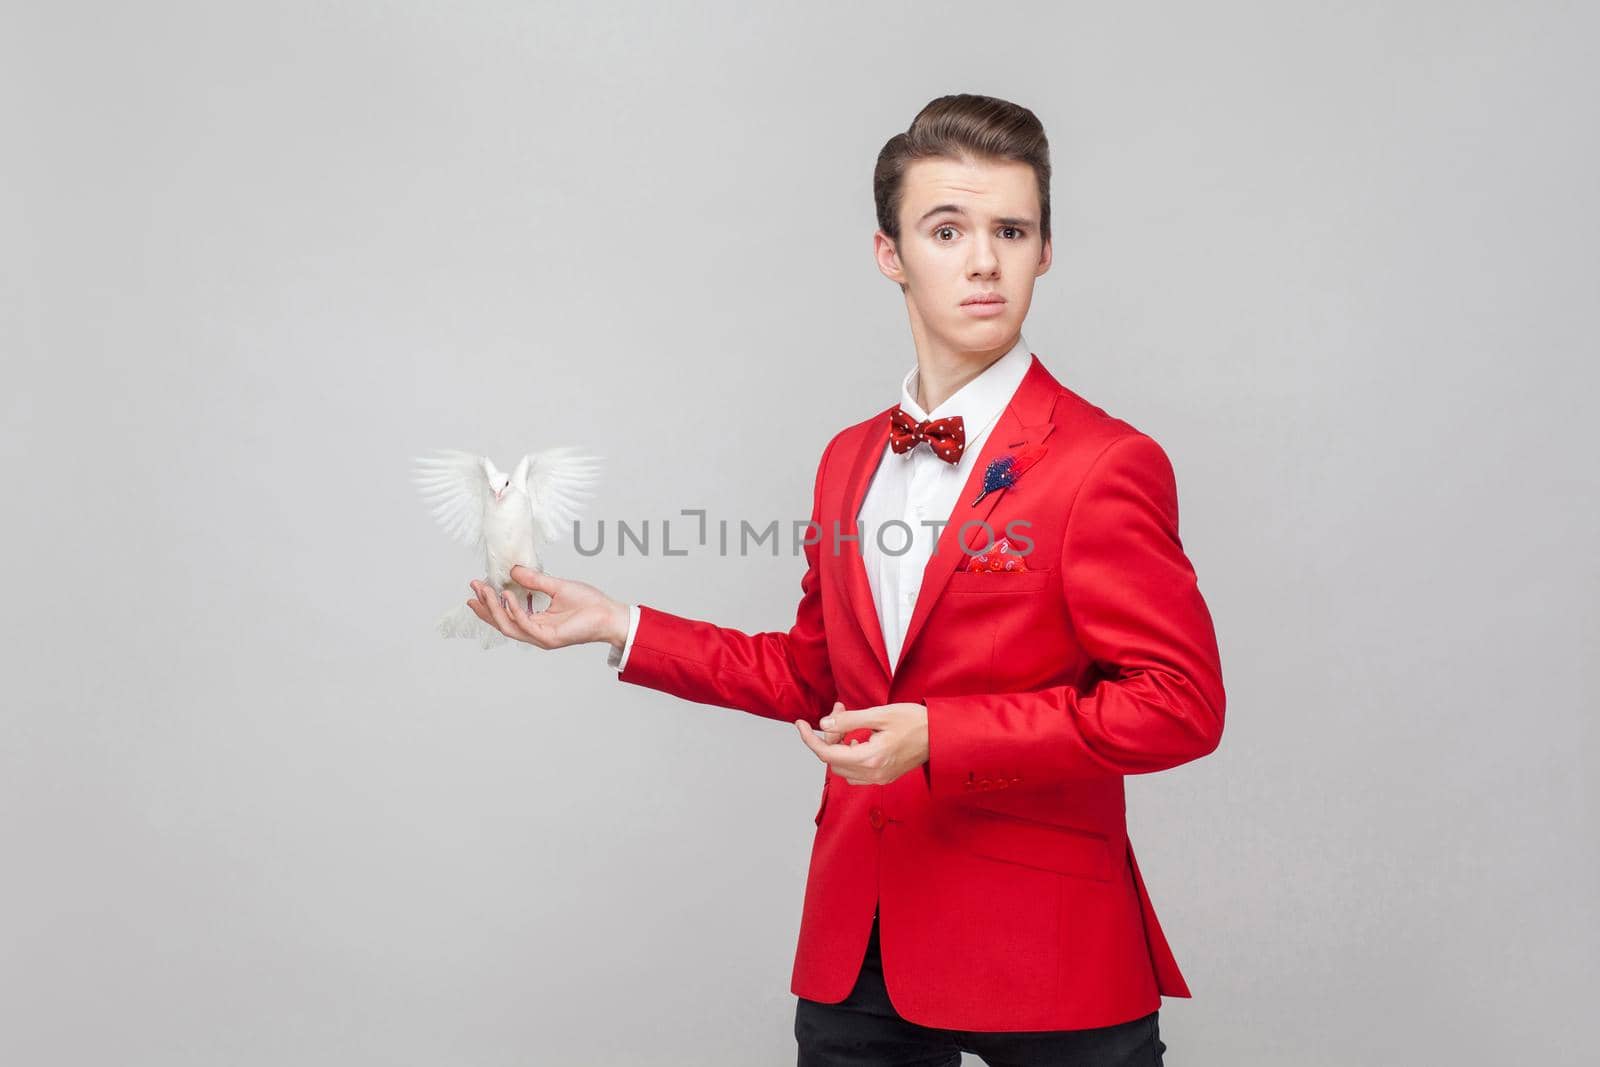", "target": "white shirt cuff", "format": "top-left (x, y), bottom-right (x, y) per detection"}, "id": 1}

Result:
top-left (606, 604), bottom-right (641, 671)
